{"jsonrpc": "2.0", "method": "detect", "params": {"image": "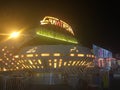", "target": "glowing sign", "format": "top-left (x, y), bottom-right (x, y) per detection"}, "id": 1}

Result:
top-left (40, 16), bottom-right (74, 35)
